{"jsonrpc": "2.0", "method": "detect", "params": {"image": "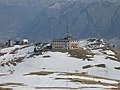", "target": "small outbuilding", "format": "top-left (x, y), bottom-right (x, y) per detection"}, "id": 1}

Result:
top-left (6, 40), bottom-right (13, 47)
top-left (21, 39), bottom-right (29, 45)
